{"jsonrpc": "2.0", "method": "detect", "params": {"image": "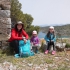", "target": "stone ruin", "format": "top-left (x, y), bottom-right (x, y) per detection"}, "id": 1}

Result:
top-left (0, 0), bottom-right (11, 47)
top-left (0, 0), bottom-right (11, 40)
